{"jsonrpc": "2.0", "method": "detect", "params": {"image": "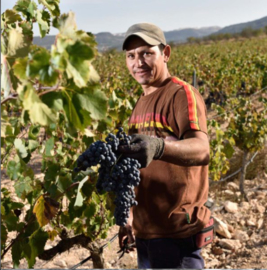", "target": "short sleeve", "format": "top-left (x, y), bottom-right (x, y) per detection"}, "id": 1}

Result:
top-left (173, 86), bottom-right (208, 139)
